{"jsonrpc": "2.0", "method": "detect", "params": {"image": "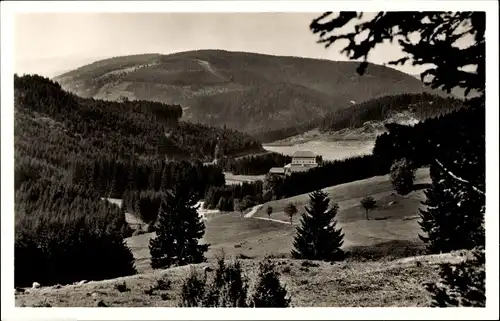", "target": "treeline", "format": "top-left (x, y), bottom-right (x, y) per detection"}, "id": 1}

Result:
top-left (218, 153), bottom-right (292, 175)
top-left (252, 119), bottom-right (321, 143)
top-left (202, 154), bottom-right (388, 212)
top-left (15, 179), bottom-right (136, 287)
top-left (122, 190), bottom-right (164, 225)
top-left (280, 155), bottom-right (390, 197)
top-left (373, 100), bottom-right (484, 189)
top-left (319, 92), bottom-right (465, 132)
top-left (71, 158), bottom-right (225, 199)
top-left (219, 153), bottom-right (325, 176)
top-left (204, 182), bottom-right (264, 211)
